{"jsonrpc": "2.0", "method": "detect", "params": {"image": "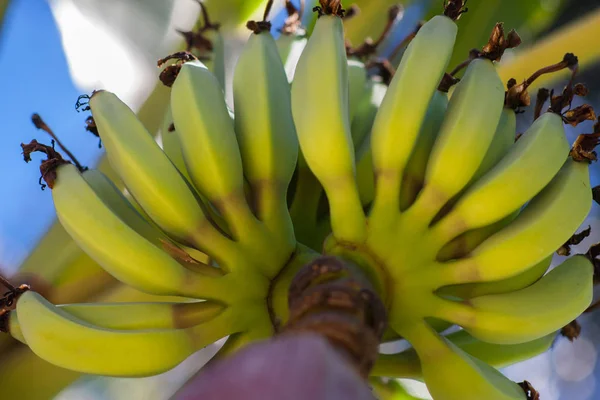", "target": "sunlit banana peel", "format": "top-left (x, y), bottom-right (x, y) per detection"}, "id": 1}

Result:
top-left (6, 1), bottom-right (600, 399)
